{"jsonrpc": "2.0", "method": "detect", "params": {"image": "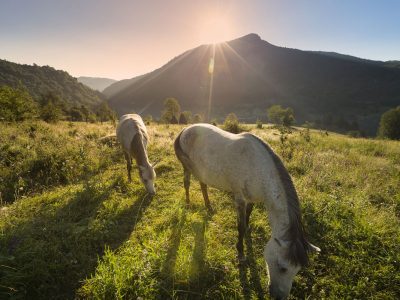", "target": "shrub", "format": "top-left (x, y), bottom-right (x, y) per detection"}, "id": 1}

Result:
top-left (256, 119), bottom-right (263, 129)
top-left (0, 86), bottom-right (37, 121)
top-left (223, 113), bottom-right (242, 133)
top-left (267, 105), bottom-right (295, 127)
top-left (378, 106), bottom-right (400, 140)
